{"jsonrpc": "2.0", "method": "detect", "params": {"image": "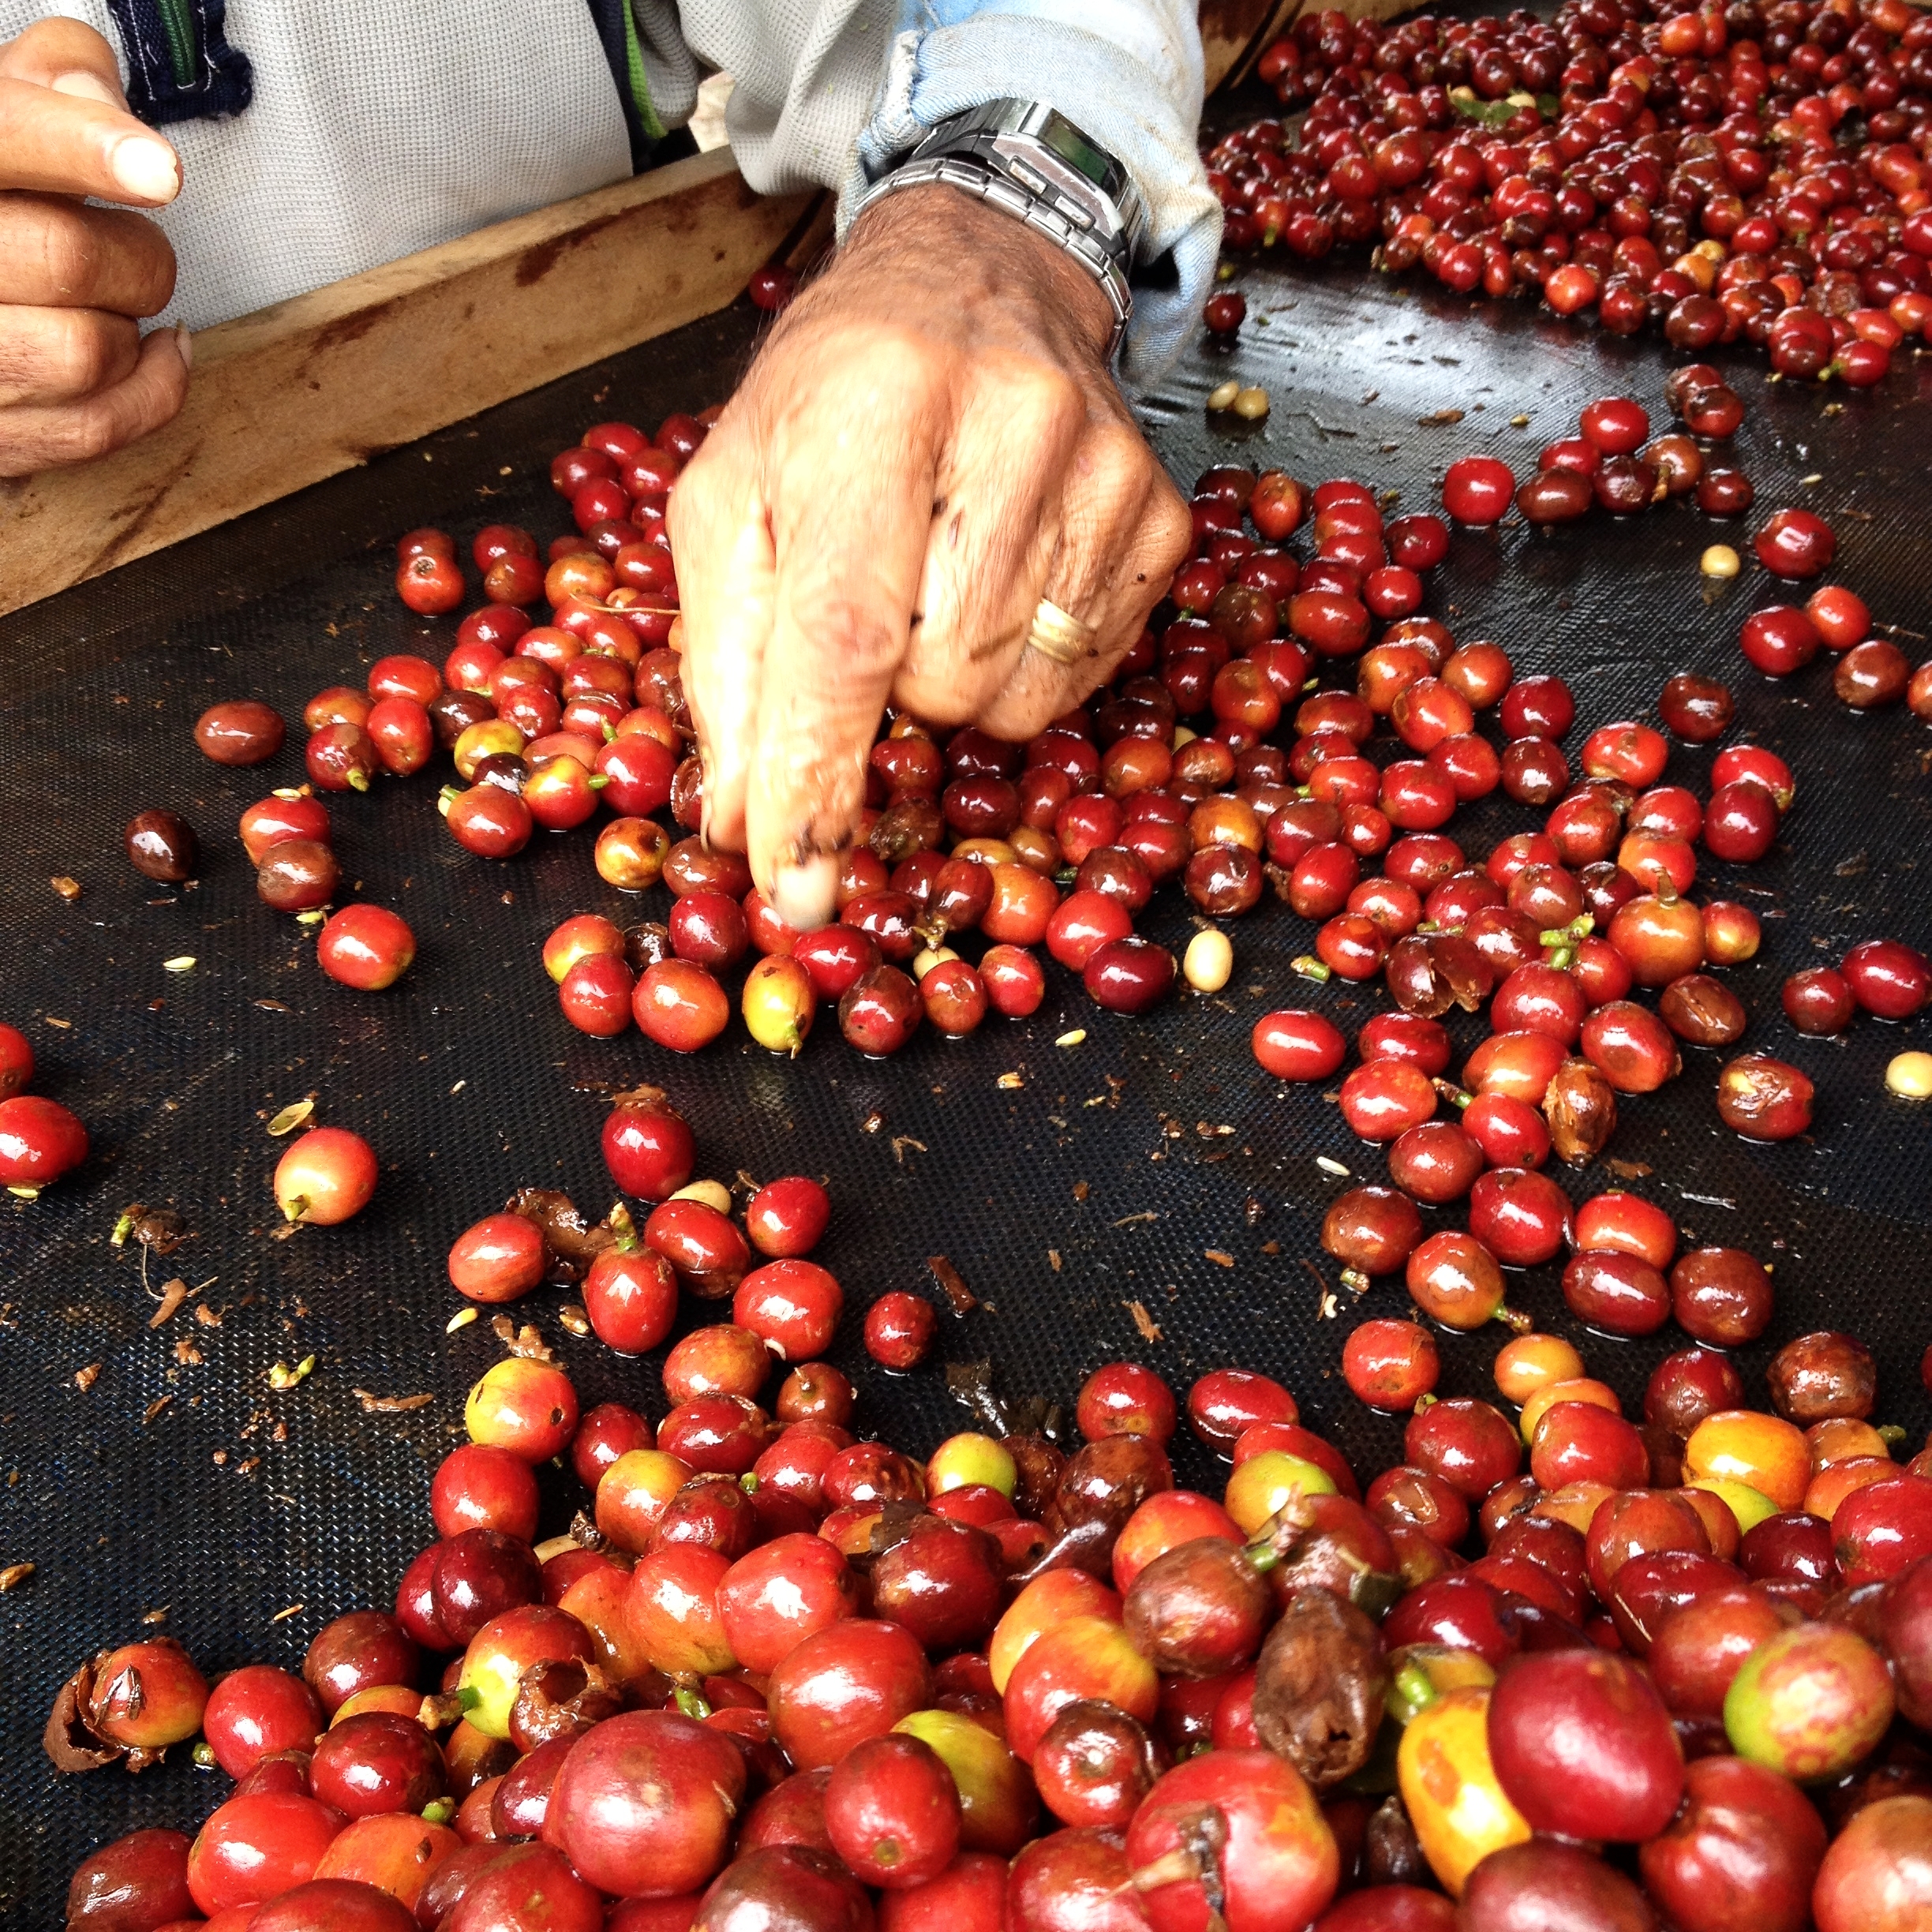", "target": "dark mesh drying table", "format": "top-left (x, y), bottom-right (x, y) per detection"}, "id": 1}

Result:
top-left (3, 129), bottom-right (1931, 1922)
